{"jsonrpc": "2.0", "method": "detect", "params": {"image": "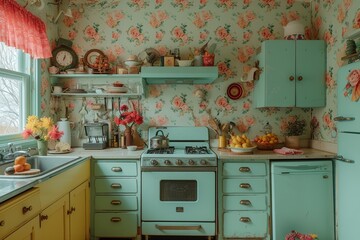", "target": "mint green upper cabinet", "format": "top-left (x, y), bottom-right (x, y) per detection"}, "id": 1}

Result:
top-left (254, 40), bottom-right (326, 108)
